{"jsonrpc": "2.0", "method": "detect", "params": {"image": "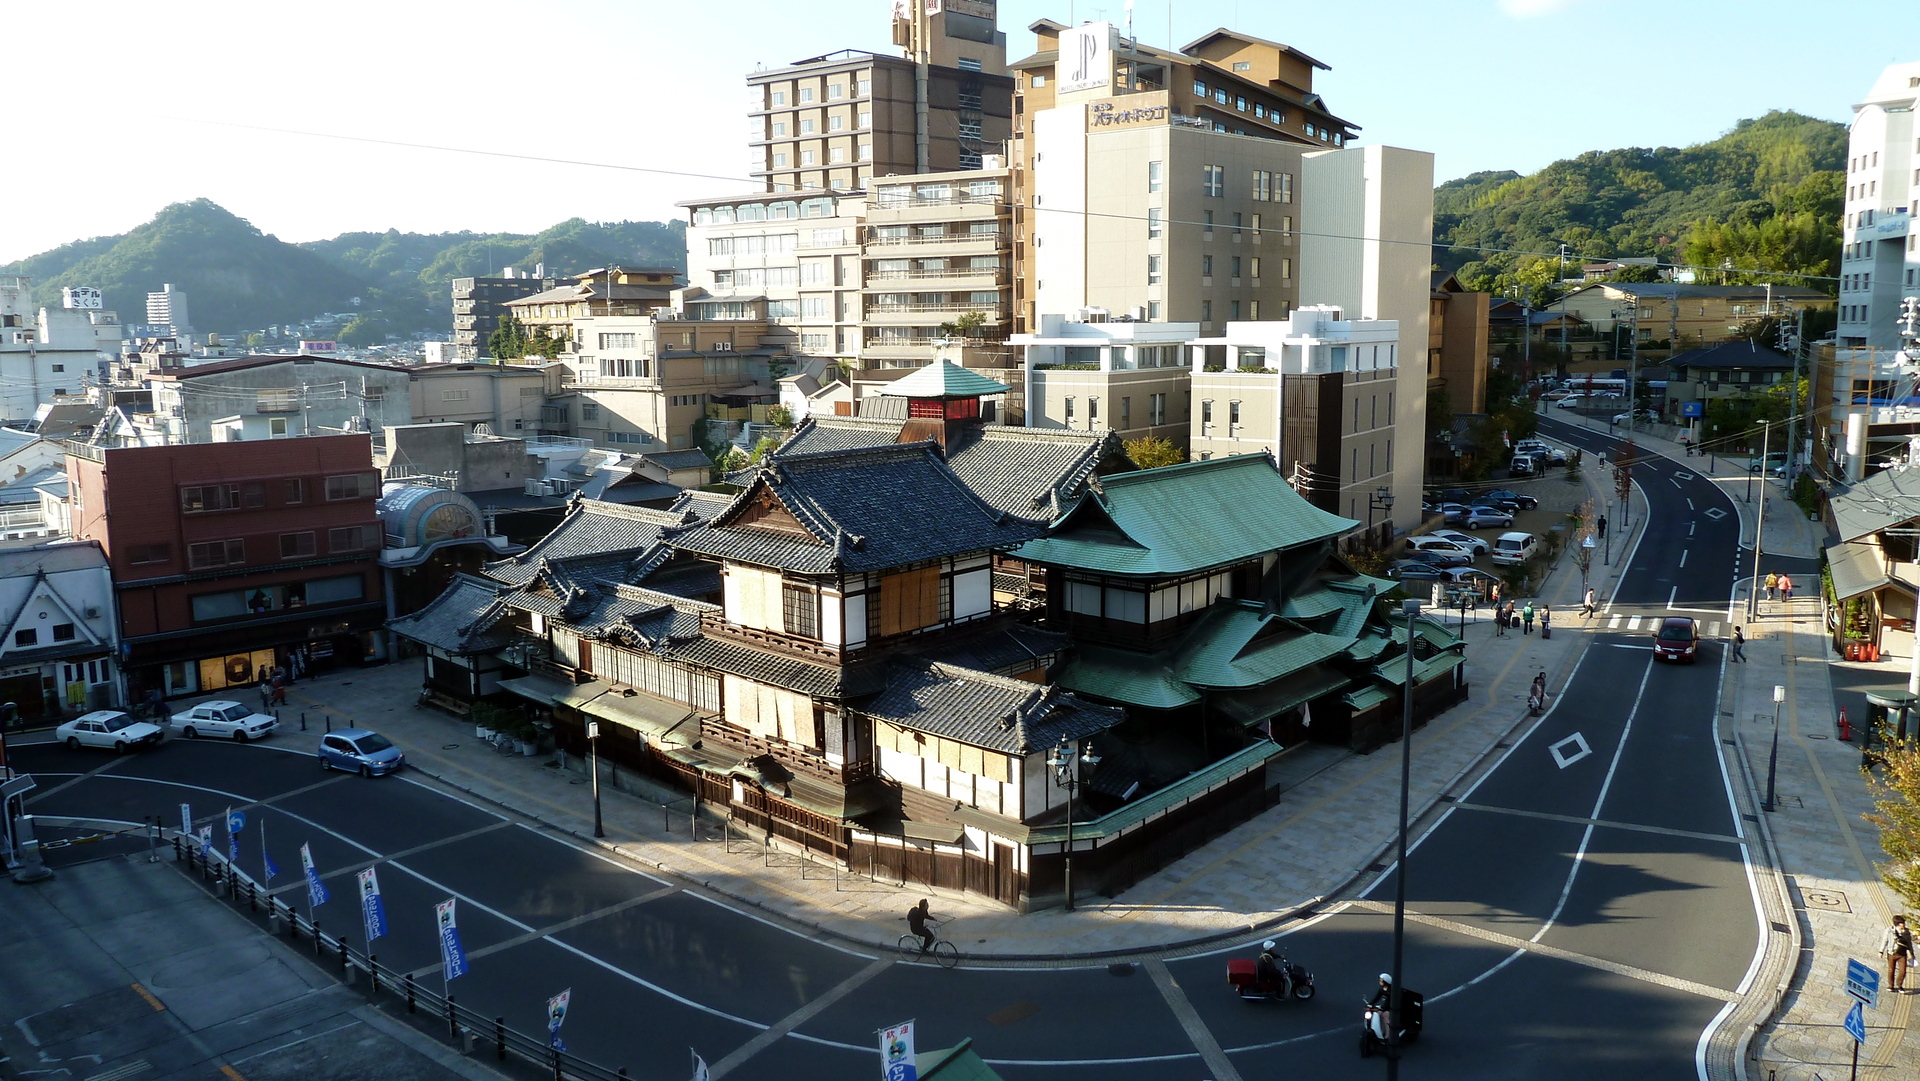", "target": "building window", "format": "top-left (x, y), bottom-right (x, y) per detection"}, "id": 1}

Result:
top-left (1203, 165), bottom-right (1224, 197)
top-left (1148, 160), bottom-right (1163, 192)
top-left (1120, 396), bottom-right (1131, 428)
top-left (771, 90), bottom-right (786, 106)
top-left (800, 119), bottom-right (815, 134)
top-left (1231, 256), bottom-right (1242, 278)
top-left (1229, 401), bottom-right (1241, 426)
top-left (279, 532), bottom-right (316, 559)
top-left (1202, 255), bottom-right (1213, 277)
top-left (782, 582), bottom-right (819, 639)
top-left (828, 82), bottom-right (845, 100)
top-left (1063, 397), bottom-right (1075, 423)
top-left (1088, 397), bottom-right (1099, 424)
top-left (14, 629), bottom-right (35, 648)
top-left (325, 472), bottom-right (377, 501)
top-left (799, 86), bottom-right (814, 102)
top-left (328, 525), bottom-right (381, 553)
top-left (1280, 173), bottom-right (1293, 203)
top-left (1201, 400), bottom-right (1213, 424)
top-left (829, 115), bottom-right (845, 132)
top-left (1215, 88), bottom-right (1229, 104)
top-left (1203, 210), bottom-right (1215, 234)
top-left (1147, 300), bottom-right (1162, 320)
top-left (1147, 208), bottom-right (1163, 238)
top-left (957, 56), bottom-right (982, 71)
top-left (187, 539), bottom-right (246, 570)
top-left (1250, 300), bottom-right (1260, 320)
top-left (52, 623), bottom-right (75, 642)
top-left (51, 364), bottom-right (63, 373)
top-left (1150, 393), bottom-right (1166, 425)
top-left (1202, 300), bottom-right (1212, 321)
top-left (1147, 254), bottom-right (1162, 285)
top-left (127, 543), bottom-right (171, 565)
top-left (180, 484), bottom-right (239, 513)
top-left (1193, 79), bottom-right (1207, 96)
top-left (242, 482), bottom-right (266, 509)
top-left (441, 389), bottom-right (470, 402)
top-left (1281, 257), bottom-right (1293, 279)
